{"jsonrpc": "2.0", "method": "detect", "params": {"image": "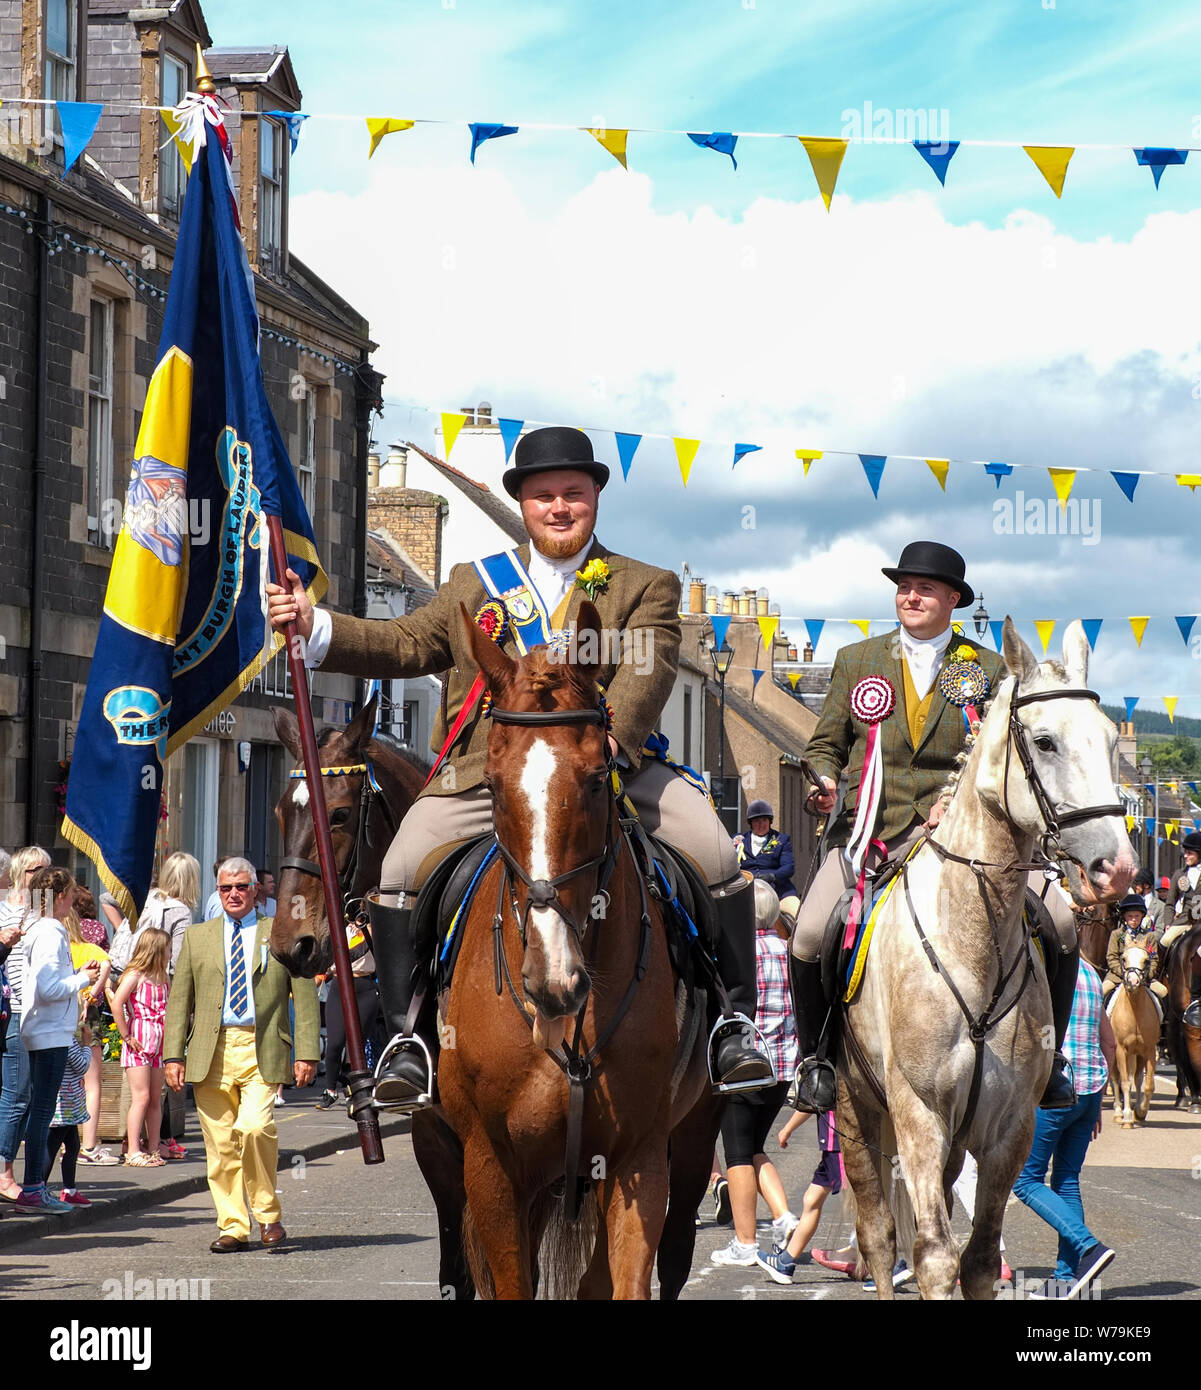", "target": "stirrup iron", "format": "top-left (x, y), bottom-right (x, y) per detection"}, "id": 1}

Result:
top-left (706, 1013), bottom-right (775, 1095)
top-left (372, 1033), bottom-right (434, 1112)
